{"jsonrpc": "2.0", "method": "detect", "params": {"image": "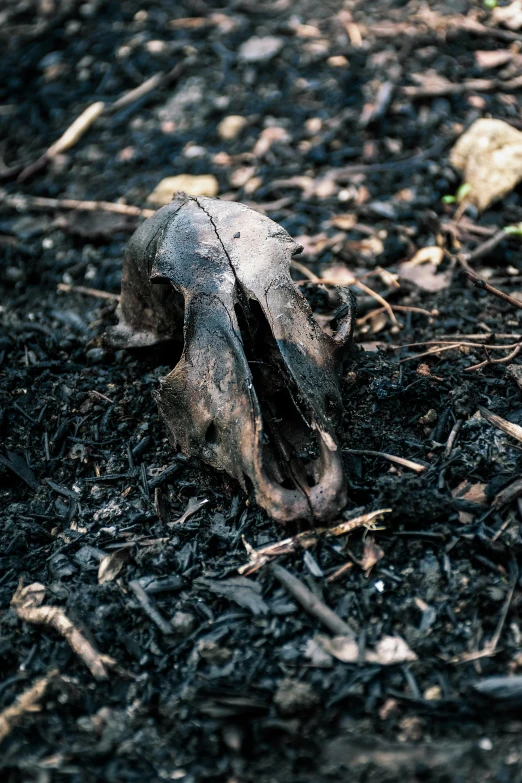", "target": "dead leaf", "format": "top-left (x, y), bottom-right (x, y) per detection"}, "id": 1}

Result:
top-left (360, 537), bottom-right (385, 573)
top-left (475, 50), bottom-right (513, 69)
top-left (195, 576), bottom-right (269, 615)
top-left (452, 481), bottom-right (488, 505)
top-left (168, 497), bottom-right (209, 527)
top-left (229, 166), bottom-right (256, 188)
top-left (368, 636), bottom-right (417, 665)
top-left (369, 311), bottom-right (388, 334)
top-left (449, 119), bottom-right (522, 211)
top-left (402, 246), bottom-right (444, 268)
top-left (409, 69), bottom-right (454, 95)
top-left (147, 174), bottom-right (219, 204)
top-left (398, 262), bottom-right (451, 292)
top-left (303, 637), bottom-right (334, 667)
top-left (317, 634), bottom-right (416, 665)
top-left (492, 0), bottom-right (522, 30)
top-left (330, 214), bottom-right (357, 230)
top-left (98, 546), bottom-right (132, 584)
